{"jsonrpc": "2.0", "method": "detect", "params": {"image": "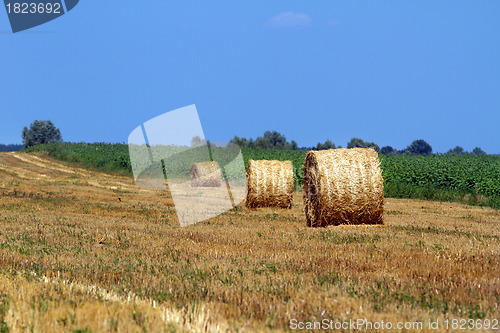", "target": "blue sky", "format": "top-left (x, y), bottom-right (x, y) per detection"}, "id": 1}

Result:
top-left (1, 1), bottom-right (499, 153)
